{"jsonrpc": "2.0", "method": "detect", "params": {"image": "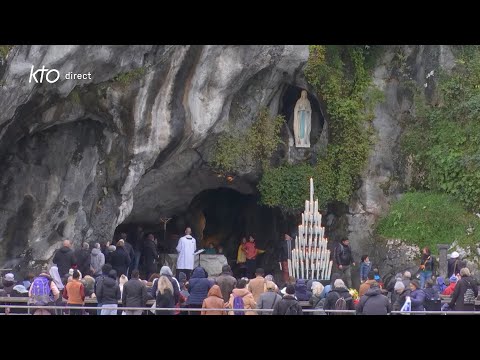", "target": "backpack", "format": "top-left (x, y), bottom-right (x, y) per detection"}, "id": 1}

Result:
top-left (233, 295), bottom-right (245, 315)
top-left (30, 276), bottom-right (52, 306)
top-left (334, 291), bottom-right (352, 314)
top-left (284, 302), bottom-right (299, 315)
top-left (463, 280), bottom-right (476, 305)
